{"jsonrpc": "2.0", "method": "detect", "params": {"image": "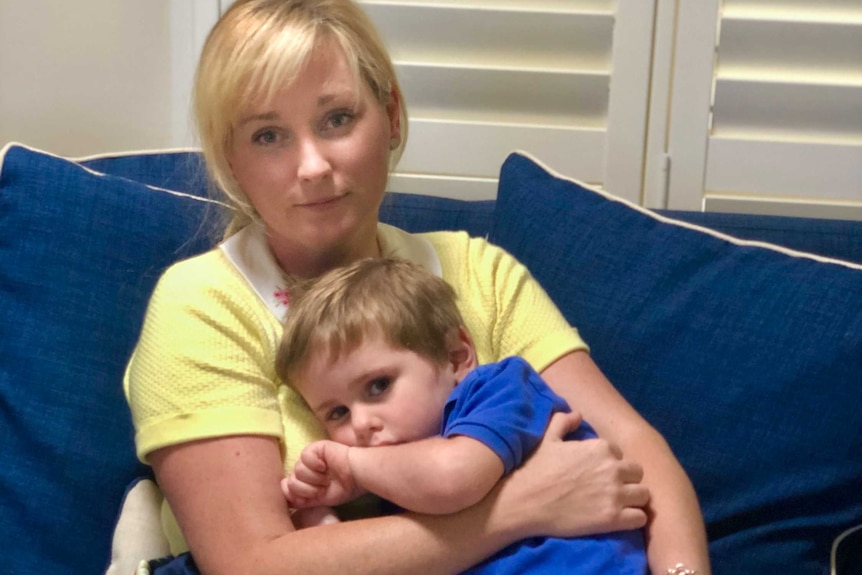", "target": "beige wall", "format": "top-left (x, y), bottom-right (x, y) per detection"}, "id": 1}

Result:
top-left (0, 0), bottom-right (174, 157)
